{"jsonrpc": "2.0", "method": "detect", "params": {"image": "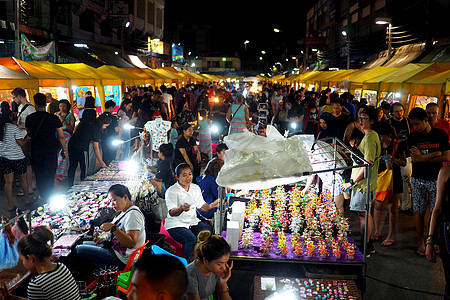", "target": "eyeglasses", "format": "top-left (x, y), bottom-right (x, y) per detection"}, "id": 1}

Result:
top-left (358, 117), bottom-right (369, 121)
